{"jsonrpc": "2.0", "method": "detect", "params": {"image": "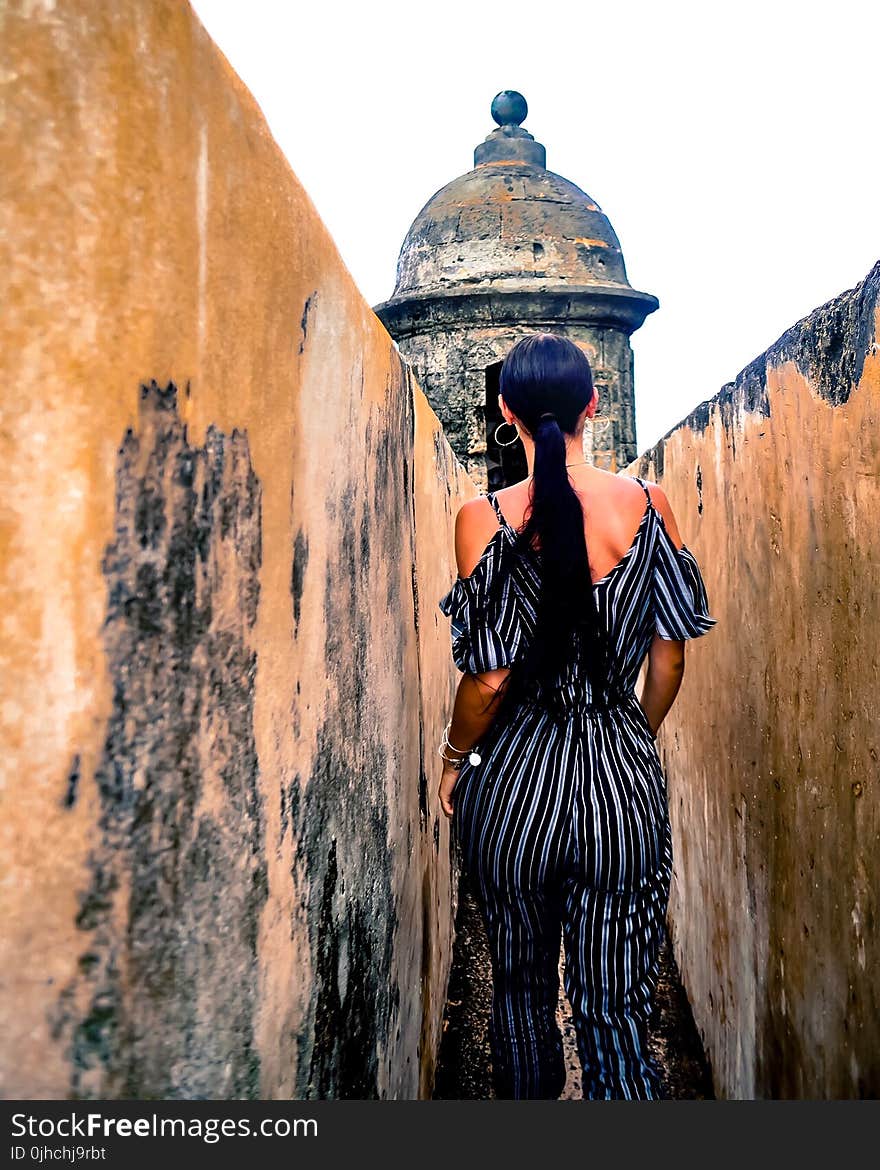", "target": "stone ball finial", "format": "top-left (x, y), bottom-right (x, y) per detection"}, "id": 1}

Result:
top-left (491, 91), bottom-right (528, 127)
